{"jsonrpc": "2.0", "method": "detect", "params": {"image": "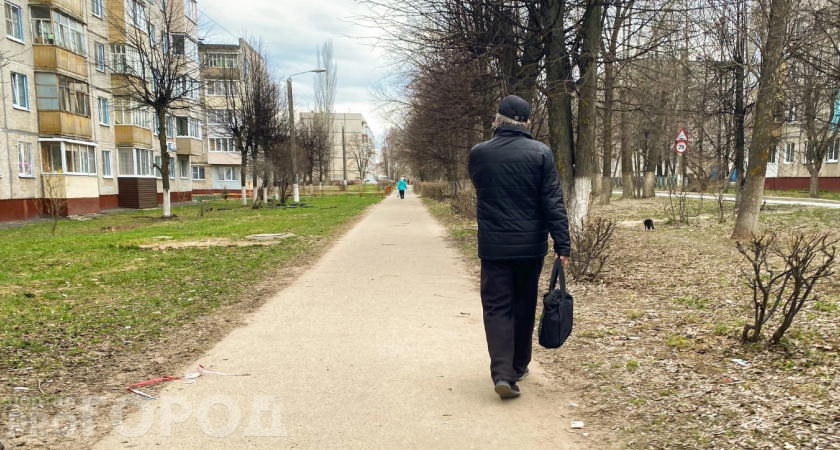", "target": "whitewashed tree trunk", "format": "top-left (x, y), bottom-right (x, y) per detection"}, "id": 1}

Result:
top-left (241, 186), bottom-right (247, 206)
top-left (567, 176), bottom-right (592, 234)
top-left (163, 189), bottom-right (171, 217)
top-left (643, 172), bottom-right (656, 197)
